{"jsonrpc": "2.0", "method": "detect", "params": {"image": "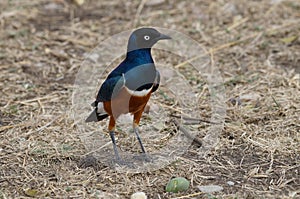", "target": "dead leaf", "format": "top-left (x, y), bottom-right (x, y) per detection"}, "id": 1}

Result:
top-left (73, 0), bottom-right (85, 6)
top-left (24, 189), bottom-right (39, 197)
top-left (280, 35), bottom-right (298, 44)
